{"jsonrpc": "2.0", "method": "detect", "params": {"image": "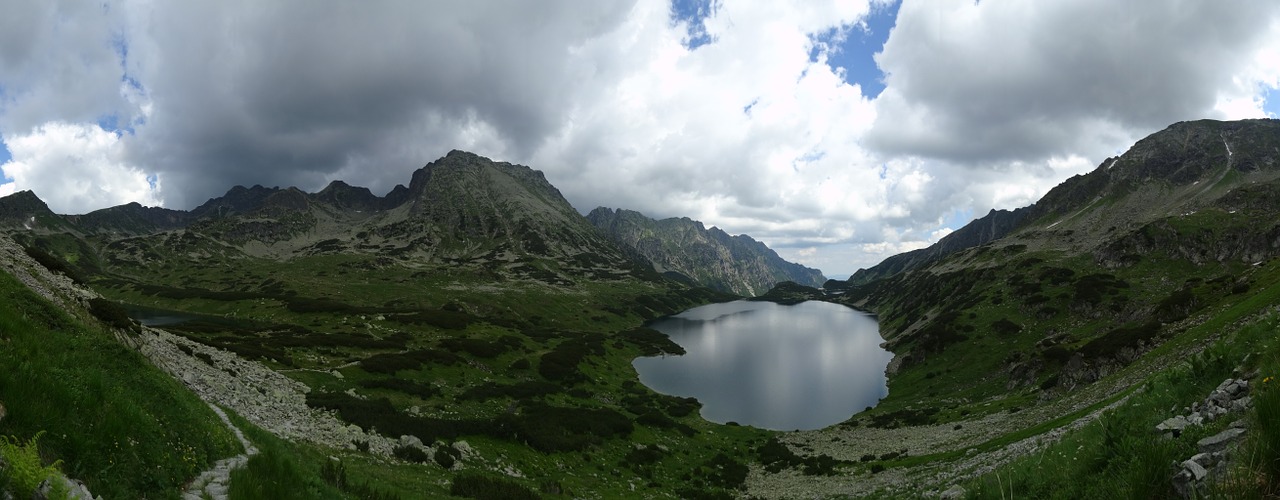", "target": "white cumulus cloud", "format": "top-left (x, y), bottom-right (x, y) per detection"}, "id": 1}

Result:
top-left (1, 122), bottom-right (159, 214)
